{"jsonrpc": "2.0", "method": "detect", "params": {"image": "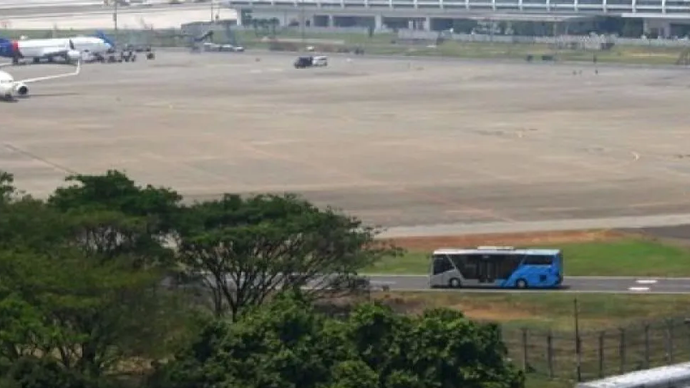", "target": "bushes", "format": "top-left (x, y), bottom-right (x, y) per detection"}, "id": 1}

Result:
top-left (152, 294), bottom-right (525, 388)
